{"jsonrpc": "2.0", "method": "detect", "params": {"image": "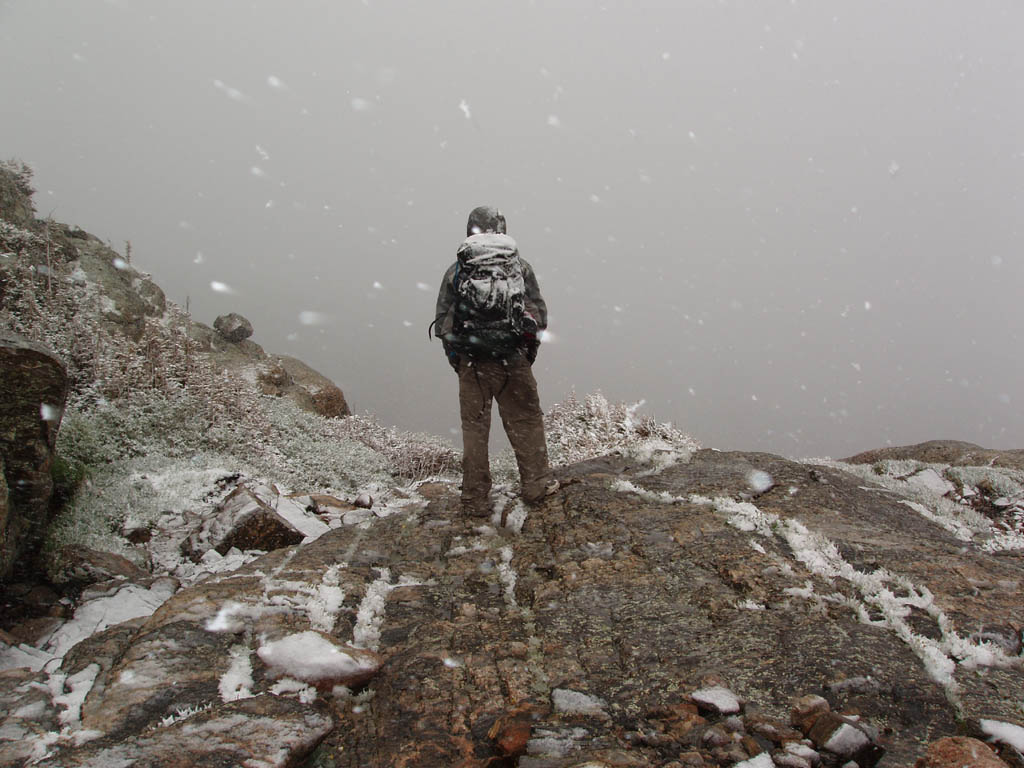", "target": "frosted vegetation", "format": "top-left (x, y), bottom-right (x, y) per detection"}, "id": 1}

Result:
top-left (2, 161), bottom-right (697, 574)
top-left (808, 457), bottom-right (1024, 552)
